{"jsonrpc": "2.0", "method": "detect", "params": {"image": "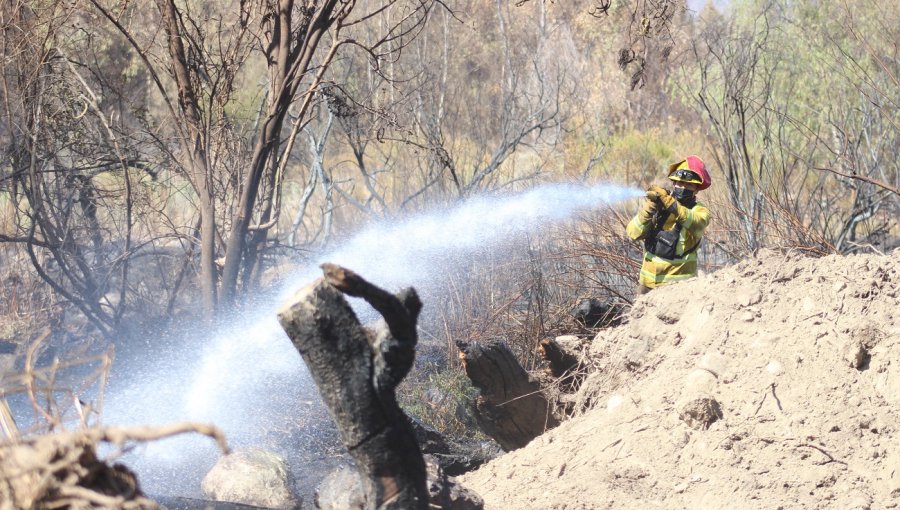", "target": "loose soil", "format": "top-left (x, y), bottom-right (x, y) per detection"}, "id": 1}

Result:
top-left (460, 248), bottom-right (900, 510)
